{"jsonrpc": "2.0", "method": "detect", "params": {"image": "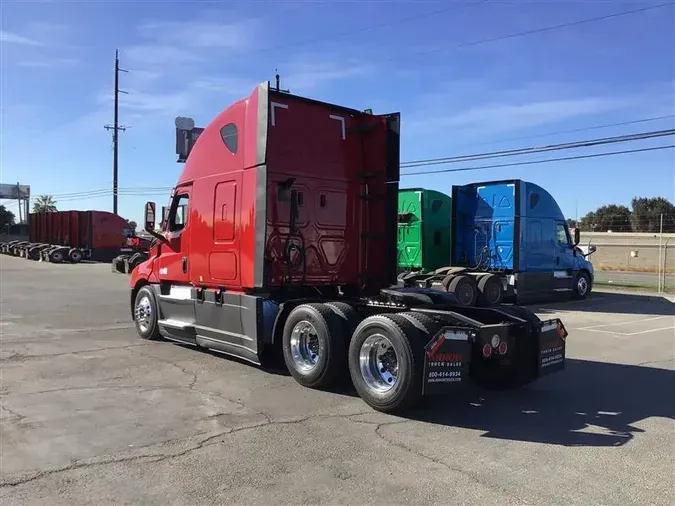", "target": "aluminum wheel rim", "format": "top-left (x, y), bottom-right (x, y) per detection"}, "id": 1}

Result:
top-left (135, 295), bottom-right (152, 332)
top-left (577, 276), bottom-right (588, 296)
top-left (359, 333), bottom-right (399, 393)
top-left (290, 320), bottom-right (320, 372)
